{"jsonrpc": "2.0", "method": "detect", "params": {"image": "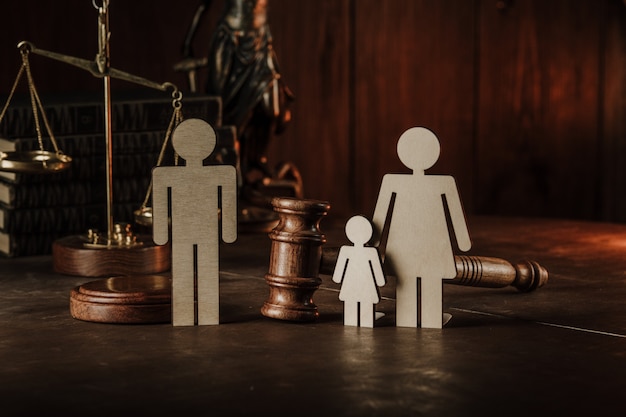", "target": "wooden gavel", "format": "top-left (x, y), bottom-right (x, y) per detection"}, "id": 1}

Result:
top-left (261, 197), bottom-right (549, 322)
top-left (320, 247), bottom-right (548, 292)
